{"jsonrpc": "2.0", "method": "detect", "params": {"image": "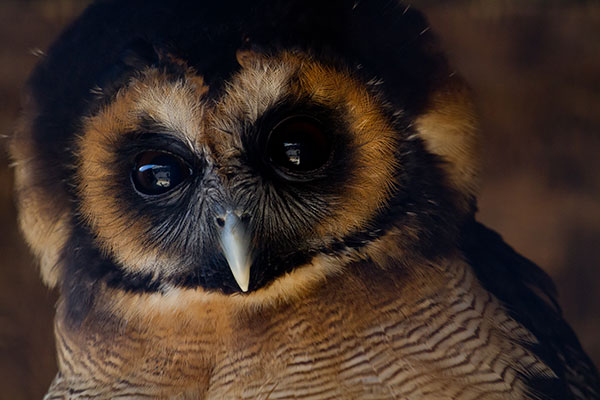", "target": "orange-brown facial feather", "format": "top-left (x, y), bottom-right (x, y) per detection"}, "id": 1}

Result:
top-left (72, 50), bottom-right (417, 300)
top-left (213, 51), bottom-right (400, 241)
top-left (76, 67), bottom-right (210, 276)
top-left (10, 97), bottom-right (72, 288)
top-left (290, 54), bottom-right (401, 237)
top-left (415, 75), bottom-right (480, 210)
